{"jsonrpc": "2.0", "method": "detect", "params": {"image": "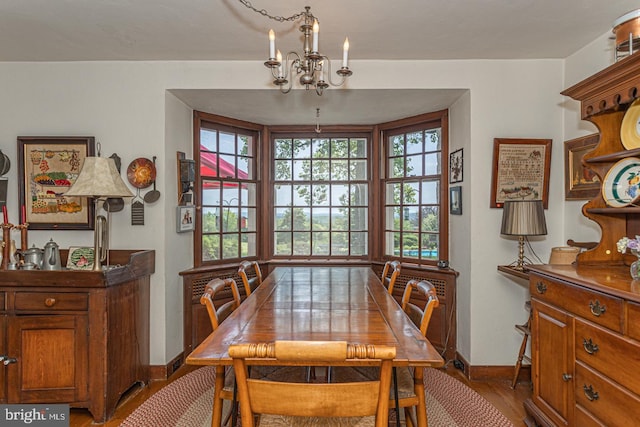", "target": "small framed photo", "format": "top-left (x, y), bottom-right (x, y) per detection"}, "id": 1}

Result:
top-left (66, 246), bottom-right (95, 270)
top-left (449, 149), bottom-right (463, 183)
top-left (177, 205), bottom-right (195, 233)
top-left (450, 186), bottom-right (462, 215)
top-left (564, 134), bottom-right (600, 200)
